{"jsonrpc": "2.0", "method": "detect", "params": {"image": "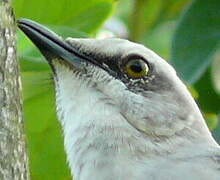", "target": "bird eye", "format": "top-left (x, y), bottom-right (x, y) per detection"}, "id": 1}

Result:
top-left (124, 59), bottom-right (149, 78)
